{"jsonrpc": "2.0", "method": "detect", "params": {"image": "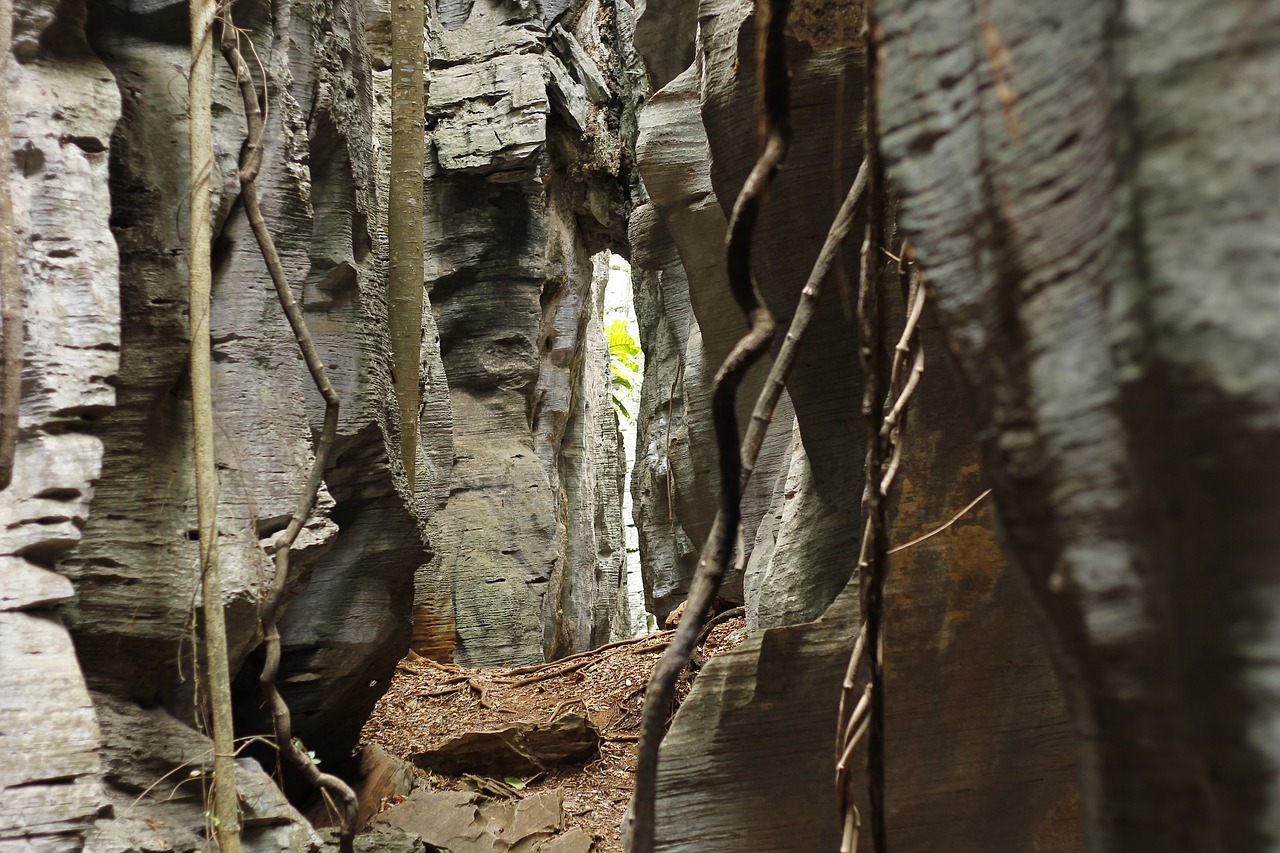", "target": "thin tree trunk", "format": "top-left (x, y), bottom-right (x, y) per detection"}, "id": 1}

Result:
top-left (188, 0), bottom-right (242, 848)
top-left (389, 0), bottom-right (425, 491)
top-left (0, 0), bottom-right (21, 491)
